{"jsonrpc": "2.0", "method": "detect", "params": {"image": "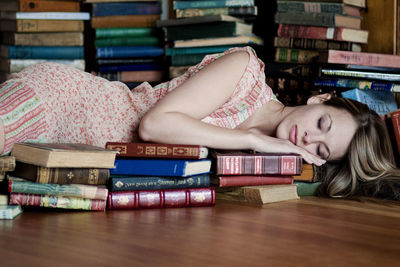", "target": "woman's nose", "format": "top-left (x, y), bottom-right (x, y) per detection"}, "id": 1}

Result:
top-left (303, 131), bottom-right (320, 145)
